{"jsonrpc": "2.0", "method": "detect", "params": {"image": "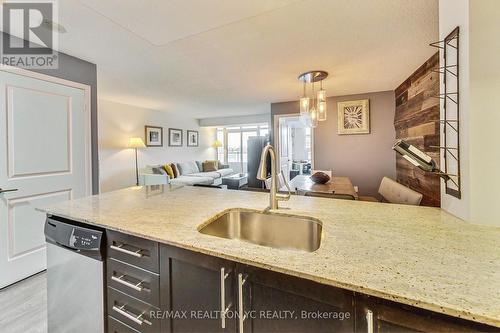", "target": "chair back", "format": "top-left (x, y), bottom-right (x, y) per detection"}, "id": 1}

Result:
top-left (264, 177), bottom-right (272, 189)
top-left (378, 177), bottom-right (423, 206)
top-left (264, 171), bottom-right (287, 190)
